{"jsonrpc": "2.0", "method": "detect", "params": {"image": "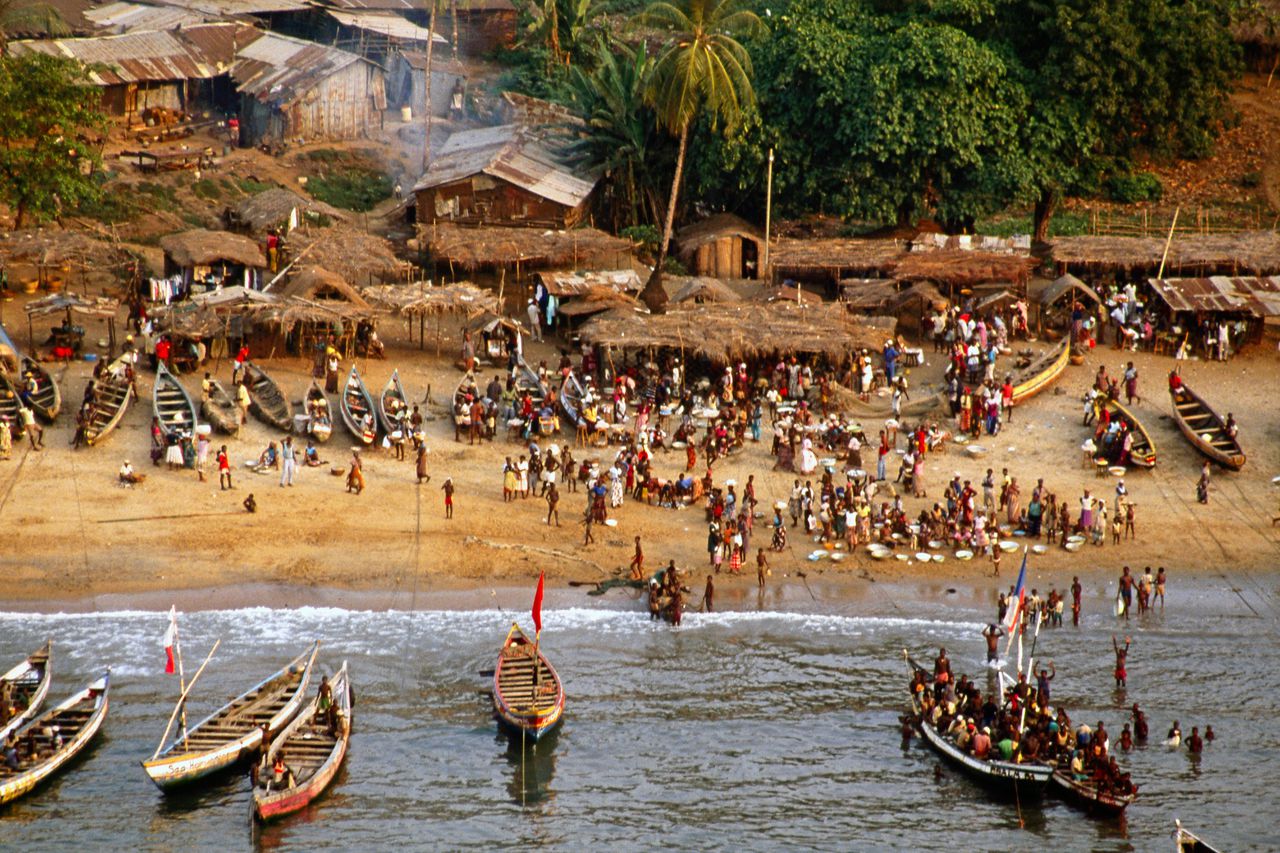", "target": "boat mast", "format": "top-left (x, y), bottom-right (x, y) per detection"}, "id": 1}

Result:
top-left (174, 612), bottom-right (189, 749)
top-left (151, 639), bottom-right (221, 760)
